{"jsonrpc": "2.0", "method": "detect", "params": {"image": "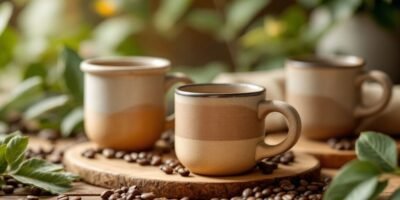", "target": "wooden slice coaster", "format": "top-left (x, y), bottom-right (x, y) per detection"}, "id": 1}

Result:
top-left (63, 142), bottom-right (320, 198)
top-left (267, 133), bottom-right (400, 169)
